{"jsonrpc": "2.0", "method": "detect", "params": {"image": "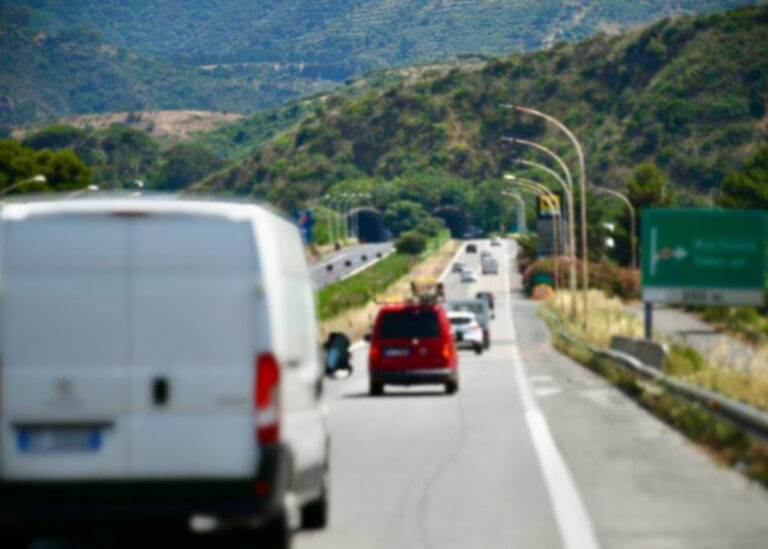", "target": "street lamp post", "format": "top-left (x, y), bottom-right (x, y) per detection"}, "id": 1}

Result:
top-left (502, 138), bottom-right (578, 321)
top-left (1, 174), bottom-right (47, 196)
top-left (502, 191), bottom-right (526, 235)
top-left (502, 104), bottom-right (590, 329)
top-left (593, 187), bottom-right (637, 270)
top-left (504, 183), bottom-right (563, 300)
top-left (506, 174), bottom-right (568, 309)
